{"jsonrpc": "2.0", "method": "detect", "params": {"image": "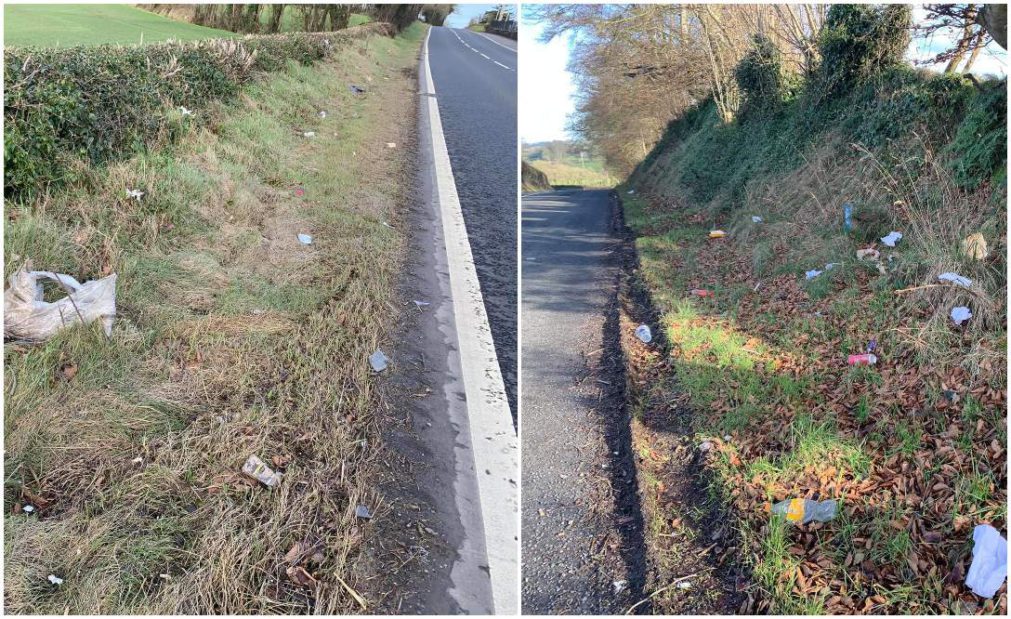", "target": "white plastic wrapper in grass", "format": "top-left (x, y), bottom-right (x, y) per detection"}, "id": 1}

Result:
top-left (355, 504), bottom-right (372, 519)
top-left (951, 306), bottom-right (972, 326)
top-left (752, 215), bottom-right (763, 223)
top-left (48, 575), bottom-right (63, 586)
top-left (805, 269), bottom-right (823, 280)
top-left (4, 264), bottom-right (117, 342)
top-left (880, 231), bottom-right (903, 247)
top-left (179, 106), bottom-right (193, 116)
top-left (939, 272), bottom-right (972, 288)
top-left (966, 524), bottom-right (1007, 599)
top-left (242, 455), bottom-right (282, 488)
top-left (634, 324), bottom-right (652, 343)
top-left (297, 233), bottom-right (313, 245)
top-left (369, 350), bottom-right (389, 372)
